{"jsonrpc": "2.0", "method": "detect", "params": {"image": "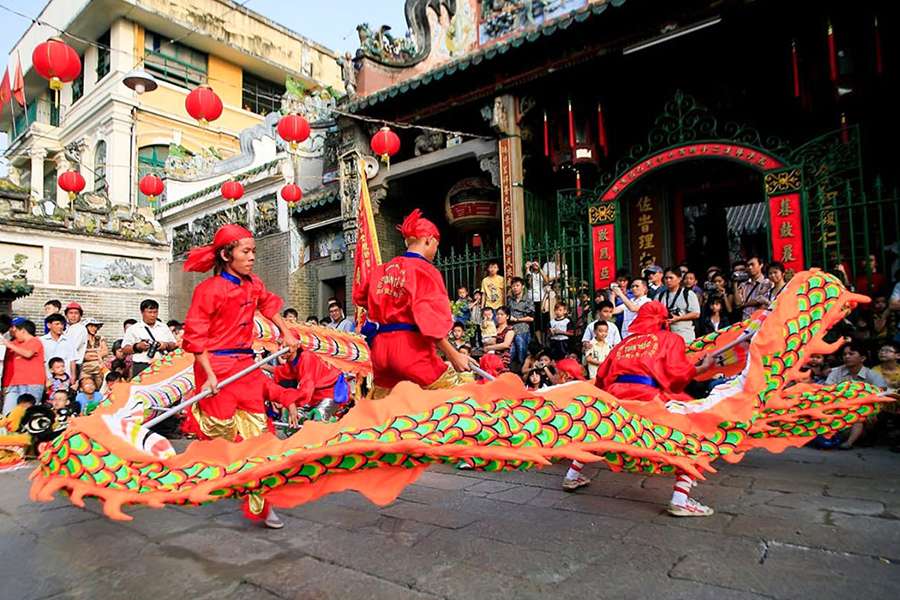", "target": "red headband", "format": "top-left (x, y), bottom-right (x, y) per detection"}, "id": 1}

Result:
top-left (183, 224), bottom-right (253, 273)
top-left (397, 209), bottom-right (440, 242)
